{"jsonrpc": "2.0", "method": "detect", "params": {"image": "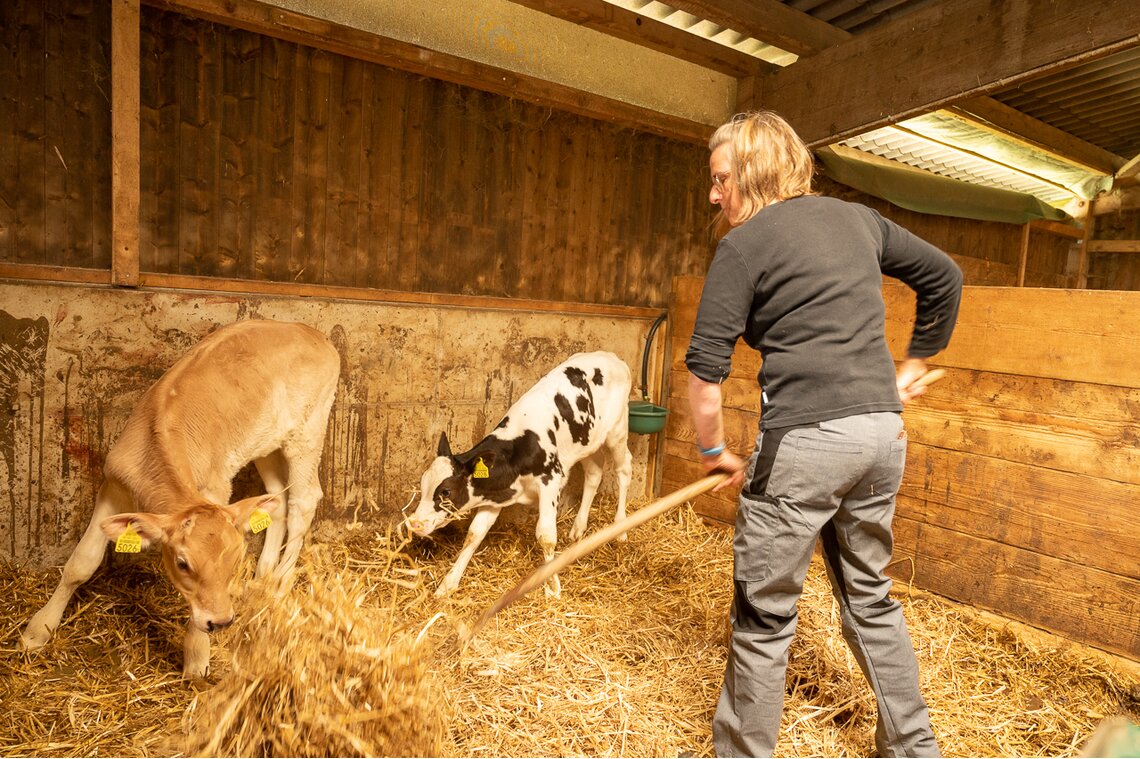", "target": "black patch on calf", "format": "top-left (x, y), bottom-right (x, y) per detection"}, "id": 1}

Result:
top-left (496, 416), bottom-right (509, 429)
top-left (547, 429), bottom-right (557, 446)
top-left (555, 393), bottom-right (593, 446)
top-left (433, 464), bottom-right (471, 511)
top-left (462, 430), bottom-right (557, 503)
top-left (564, 366), bottom-right (589, 391)
top-left (543, 449), bottom-right (563, 483)
top-left (592, 368), bottom-right (604, 386)
top-left (555, 367), bottom-right (597, 446)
